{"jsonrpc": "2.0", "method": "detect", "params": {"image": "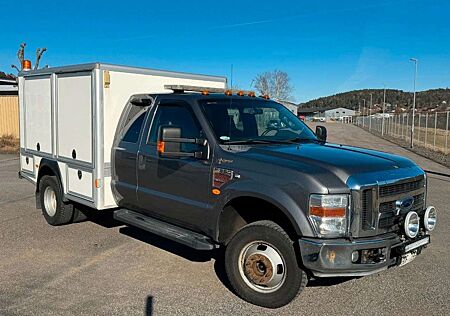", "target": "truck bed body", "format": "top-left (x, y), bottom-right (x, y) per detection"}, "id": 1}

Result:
top-left (18, 63), bottom-right (226, 210)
